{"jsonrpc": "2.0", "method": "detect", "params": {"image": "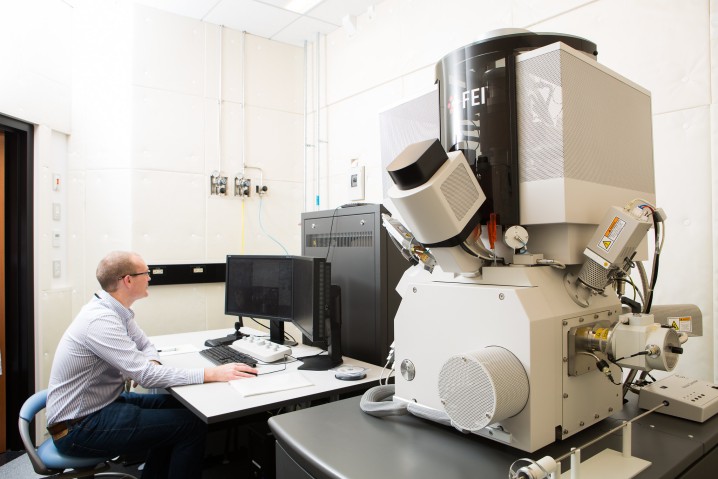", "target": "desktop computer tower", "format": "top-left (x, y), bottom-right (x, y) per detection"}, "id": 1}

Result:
top-left (301, 204), bottom-right (407, 366)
